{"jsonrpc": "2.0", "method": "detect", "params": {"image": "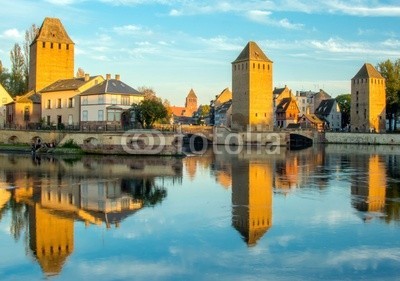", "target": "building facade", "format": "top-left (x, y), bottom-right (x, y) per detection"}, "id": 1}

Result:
top-left (40, 74), bottom-right (104, 128)
top-left (231, 41), bottom-right (273, 132)
top-left (29, 17), bottom-right (74, 92)
top-left (315, 98), bottom-right (342, 131)
top-left (350, 63), bottom-right (386, 133)
top-left (0, 84), bottom-right (13, 128)
top-left (5, 91), bottom-right (41, 128)
top-left (80, 74), bottom-right (144, 129)
top-left (276, 98), bottom-right (300, 128)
